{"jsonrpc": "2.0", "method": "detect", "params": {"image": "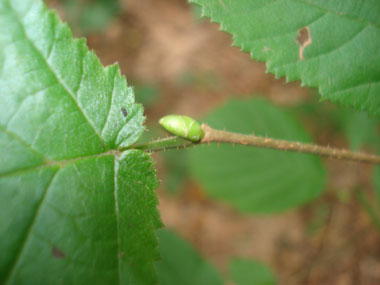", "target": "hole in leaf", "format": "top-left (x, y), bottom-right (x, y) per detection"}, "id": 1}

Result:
top-left (296, 26), bottom-right (311, 60)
